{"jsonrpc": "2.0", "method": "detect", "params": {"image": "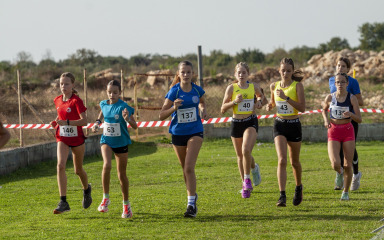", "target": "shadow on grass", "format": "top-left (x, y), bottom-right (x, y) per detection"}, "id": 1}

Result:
top-left (83, 212), bottom-right (379, 223)
top-left (0, 141), bottom-right (158, 184)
